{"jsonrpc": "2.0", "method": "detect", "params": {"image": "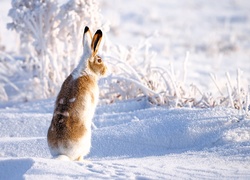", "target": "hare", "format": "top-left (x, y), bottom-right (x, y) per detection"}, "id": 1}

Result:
top-left (47, 26), bottom-right (107, 161)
